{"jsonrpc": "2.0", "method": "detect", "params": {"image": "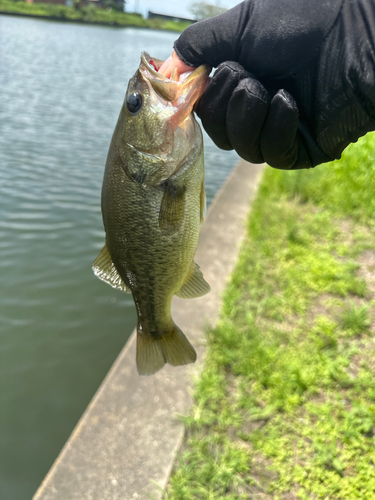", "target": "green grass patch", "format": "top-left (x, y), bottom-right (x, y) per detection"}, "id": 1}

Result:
top-left (0, 0), bottom-right (191, 31)
top-left (165, 133), bottom-right (375, 499)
